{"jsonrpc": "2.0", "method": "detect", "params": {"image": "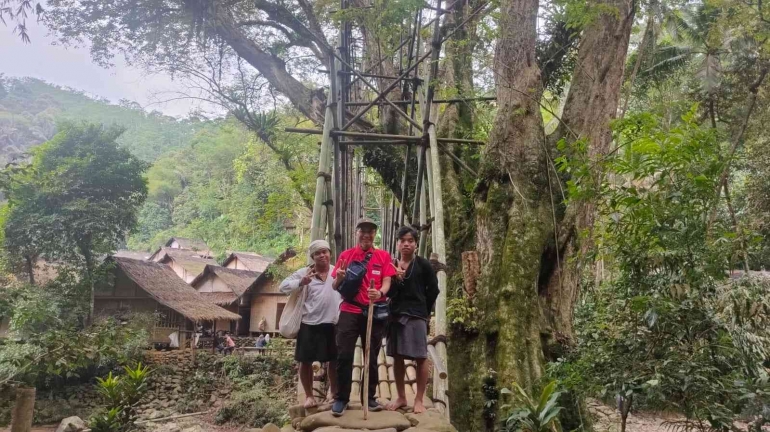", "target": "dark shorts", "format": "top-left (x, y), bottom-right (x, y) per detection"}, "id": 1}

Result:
top-left (387, 315), bottom-right (428, 360)
top-left (296, 323), bottom-right (337, 363)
